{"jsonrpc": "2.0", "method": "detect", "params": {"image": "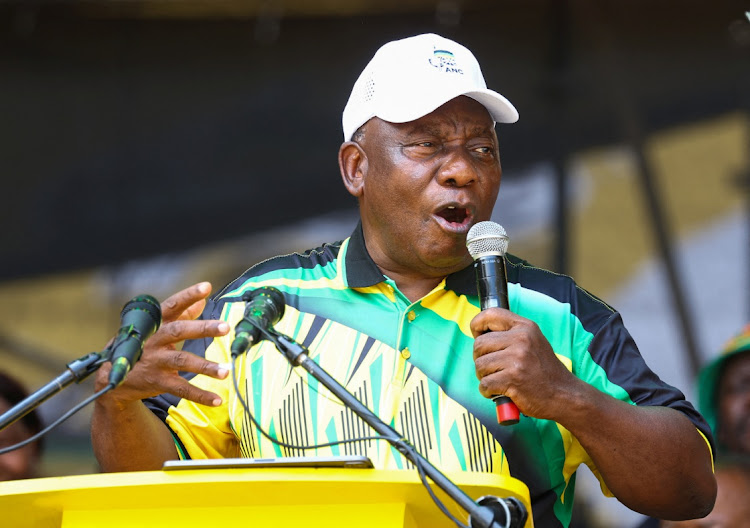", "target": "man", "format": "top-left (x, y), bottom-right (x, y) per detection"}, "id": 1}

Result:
top-left (697, 324), bottom-right (750, 456)
top-left (639, 325), bottom-right (750, 527)
top-left (91, 34), bottom-right (716, 527)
